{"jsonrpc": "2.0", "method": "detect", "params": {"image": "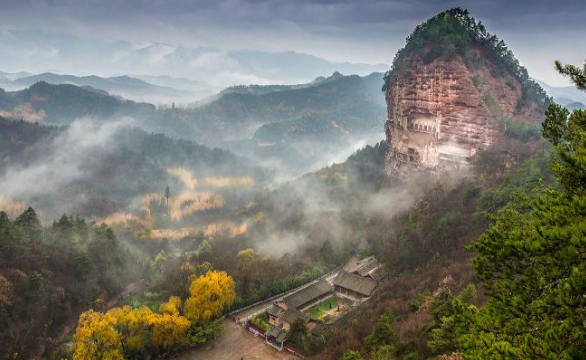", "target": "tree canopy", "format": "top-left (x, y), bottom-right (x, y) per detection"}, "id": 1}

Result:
top-left (71, 268), bottom-right (235, 360)
top-left (431, 61), bottom-right (586, 359)
top-left (183, 270), bottom-right (236, 322)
